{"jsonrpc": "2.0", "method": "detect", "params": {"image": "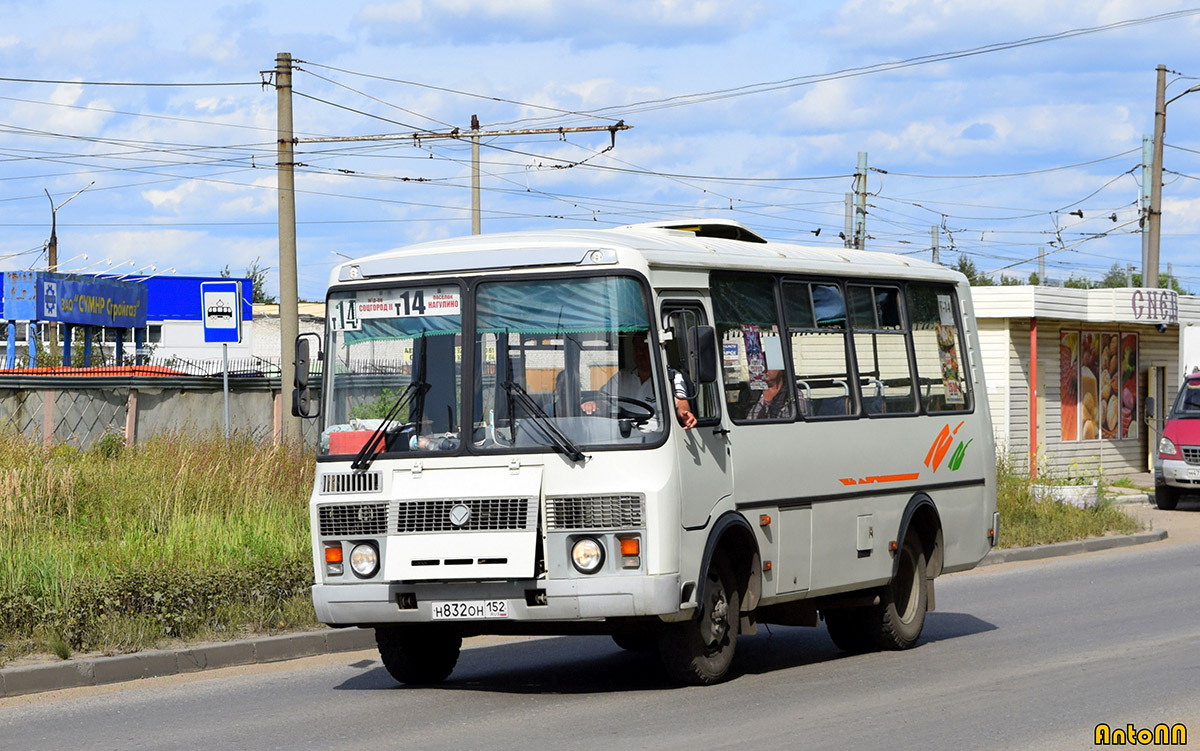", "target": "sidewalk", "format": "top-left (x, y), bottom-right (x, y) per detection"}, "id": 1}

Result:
top-left (3, 495), bottom-right (1192, 700)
